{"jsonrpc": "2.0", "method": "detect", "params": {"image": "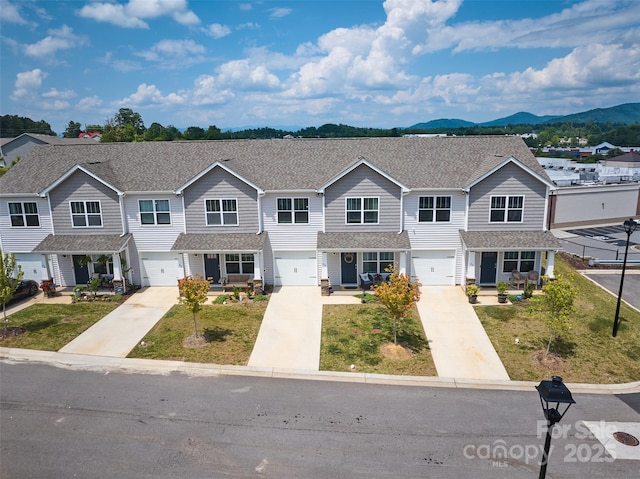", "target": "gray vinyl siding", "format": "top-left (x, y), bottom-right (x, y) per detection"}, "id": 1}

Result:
top-left (0, 197), bottom-right (53, 252)
top-left (324, 164), bottom-right (401, 232)
top-left (1, 136), bottom-right (46, 166)
top-left (467, 163), bottom-right (547, 231)
top-left (183, 168), bottom-right (260, 233)
top-left (48, 170), bottom-right (122, 235)
top-left (262, 192), bottom-right (322, 250)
